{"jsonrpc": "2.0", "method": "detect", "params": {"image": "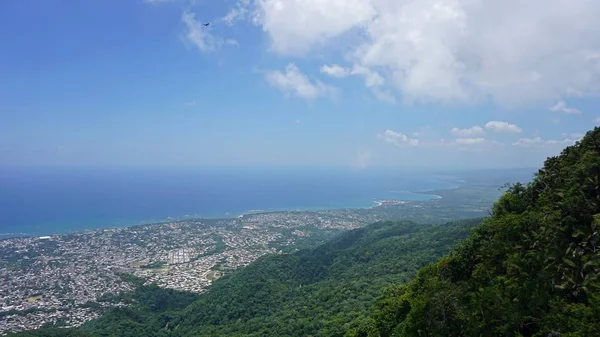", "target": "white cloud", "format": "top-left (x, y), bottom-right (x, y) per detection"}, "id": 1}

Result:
top-left (320, 64), bottom-right (351, 78)
top-left (596, 117), bottom-right (600, 124)
top-left (181, 10), bottom-right (221, 53)
top-left (549, 100), bottom-right (582, 114)
top-left (349, 65), bottom-right (385, 87)
top-left (455, 137), bottom-right (485, 145)
top-left (371, 88), bottom-right (396, 103)
top-left (231, 0), bottom-right (600, 106)
top-left (265, 63), bottom-right (338, 100)
top-left (378, 130), bottom-right (419, 147)
top-left (512, 137), bottom-right (577, 148)
top-left (451, 126), bottom-right (484, 137)
top-left (320, 63), bottom-right (391, 101)
top-left (223, 0), bottom-right (251, 25)
top-left (562, 132), bottom-right (584, 141)
top-left (251, 0), bottom-right (376, 56)
top-left (184, 100), bottom-right (196, 107)
top-left (485, 121), bottom-right (522, 134)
